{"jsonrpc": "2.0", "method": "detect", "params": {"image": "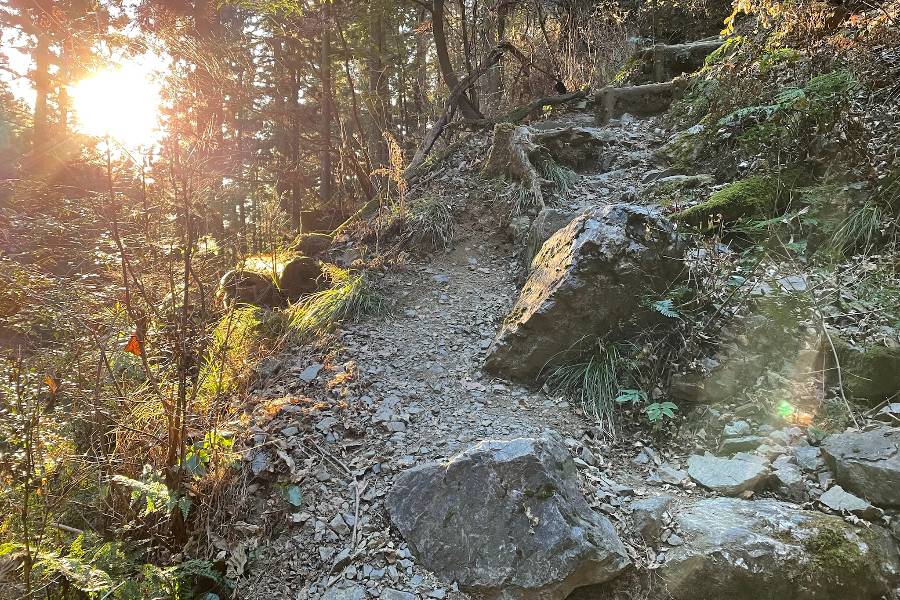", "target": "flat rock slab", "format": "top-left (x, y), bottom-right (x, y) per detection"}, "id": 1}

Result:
top-left (321, 583), bottom-right (366, 600)
top-left (659, 497), bottom-right (900, 600)
top-left (687, 452), bottom-right (769, 496)
top-left (819, 485), bottom-right (877, 519)
top-left (385, 435), bottom-right (630, 600)
top-left (822, 427), bottom-right (900, 507)
top-left (771, 465), bottom-right (808, 503)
